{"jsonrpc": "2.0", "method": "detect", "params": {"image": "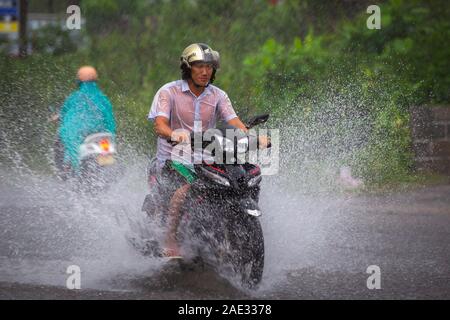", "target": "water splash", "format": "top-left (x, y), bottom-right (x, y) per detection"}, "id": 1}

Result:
top-left (0, 82), bottom-right (377, 295)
